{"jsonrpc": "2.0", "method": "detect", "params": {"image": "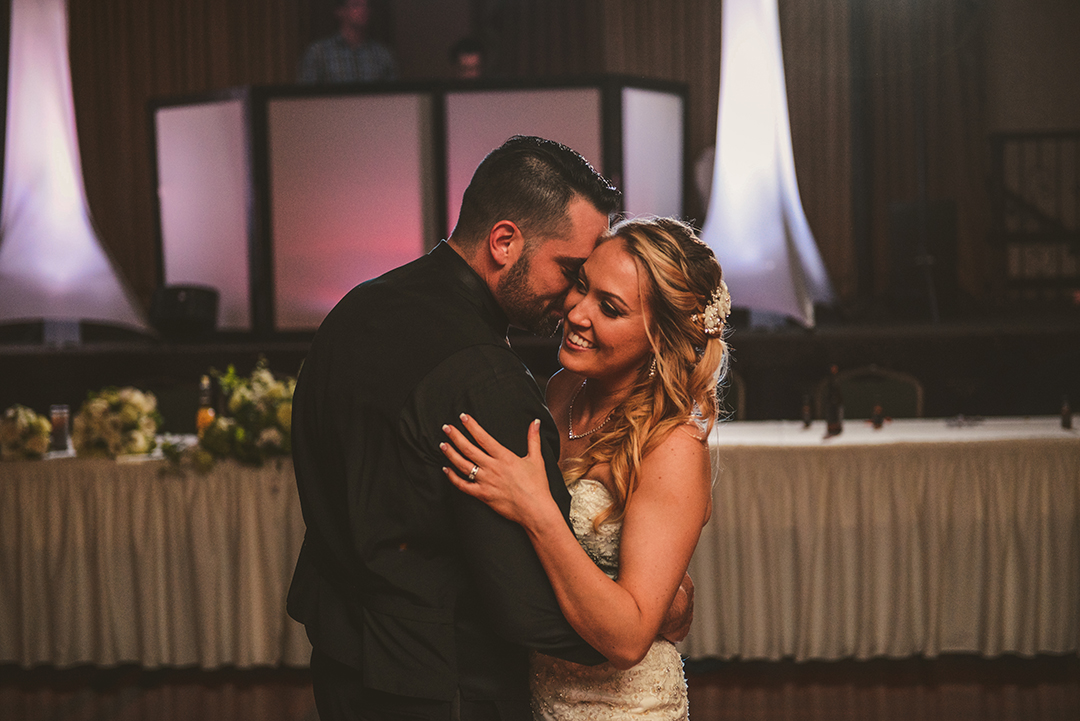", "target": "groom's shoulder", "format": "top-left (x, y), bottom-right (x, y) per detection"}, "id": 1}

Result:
top-left (418, 343), bottom-right (545, 420)
top-left (324, 256), bottom-right (476, 334)
top-left (430, 342), bottom-right (533, 390)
